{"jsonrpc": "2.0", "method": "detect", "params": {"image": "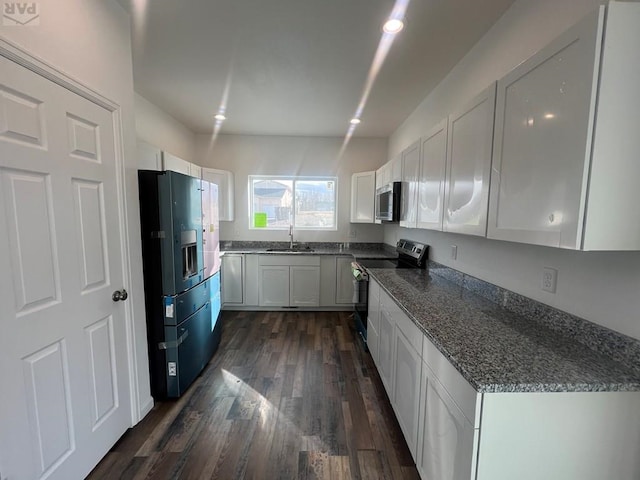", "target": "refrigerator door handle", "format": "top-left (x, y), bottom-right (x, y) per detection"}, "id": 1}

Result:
top-left (158, 330), bottom-right (189, 350)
